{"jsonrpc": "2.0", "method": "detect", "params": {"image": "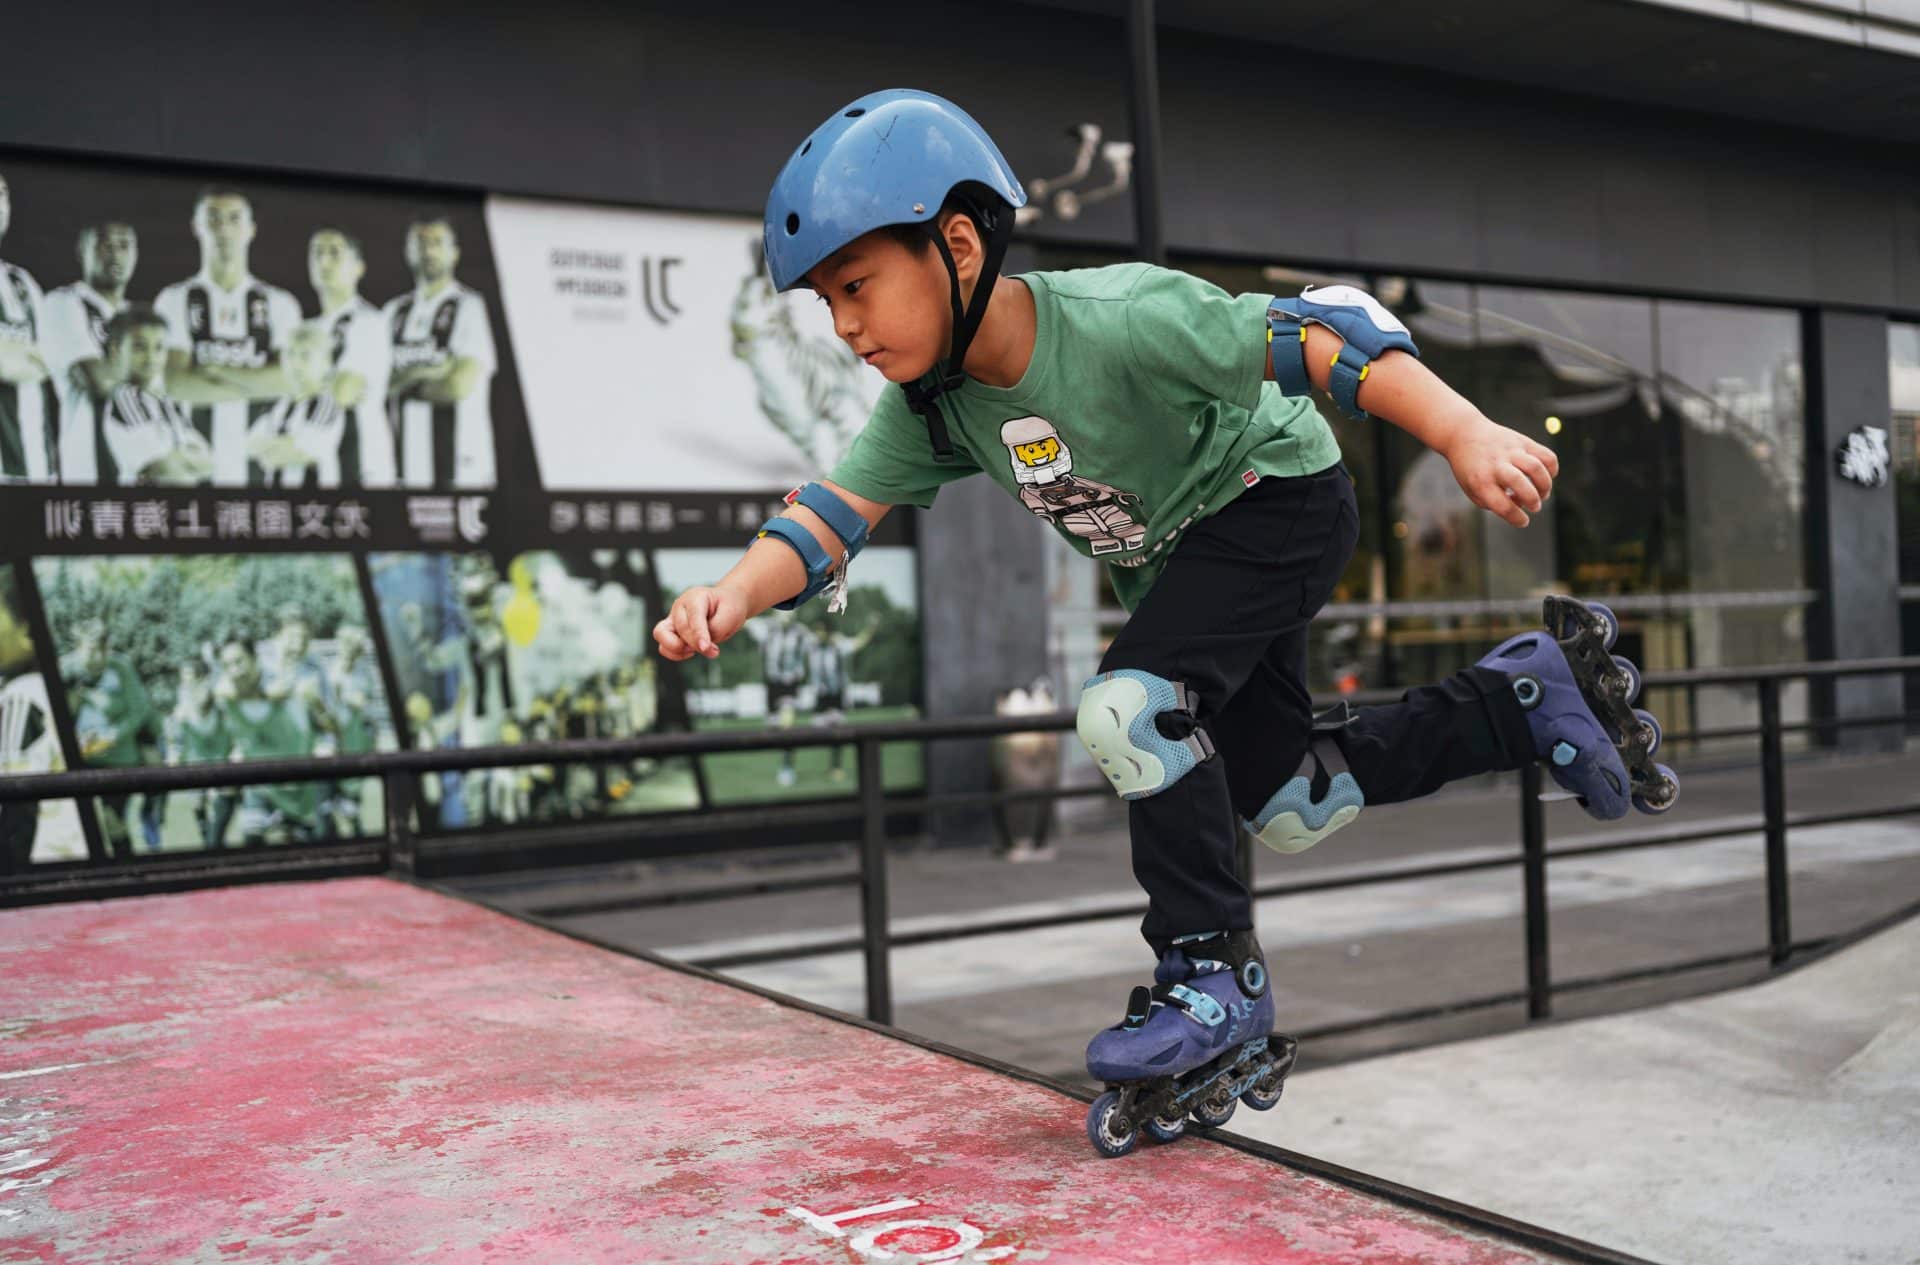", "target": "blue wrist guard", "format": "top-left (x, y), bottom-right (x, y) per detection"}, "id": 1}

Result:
top-left (1267, 285), bottom-right (1420, 420)
top-left (754, 482), bottom-right (871, 610)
